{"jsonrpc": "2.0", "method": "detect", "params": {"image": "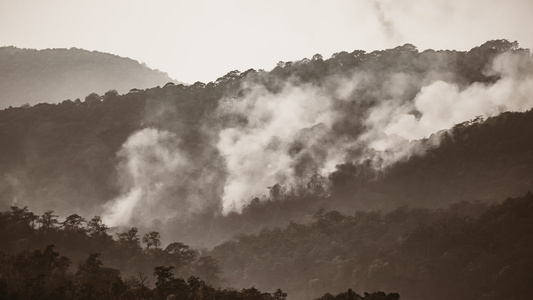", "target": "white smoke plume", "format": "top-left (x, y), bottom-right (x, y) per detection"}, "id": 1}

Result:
top-left (364, 51), bottom-right (533, 164)
top-left (216, 81), bottom-right (337, 213)
top-left (102, 127), bottom-right (217, 227)
top-left (103, 47), bottom-right (533, 223)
